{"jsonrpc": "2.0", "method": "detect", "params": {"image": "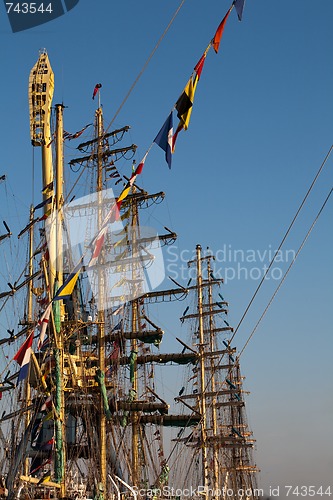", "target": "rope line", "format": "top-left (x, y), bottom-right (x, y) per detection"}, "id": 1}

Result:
top-left (230, 144), bottom-right (333, 343)
top-left (237, 186), bottom-right (333, 359)
top-left (104, 0), bottom-right (187, 136)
